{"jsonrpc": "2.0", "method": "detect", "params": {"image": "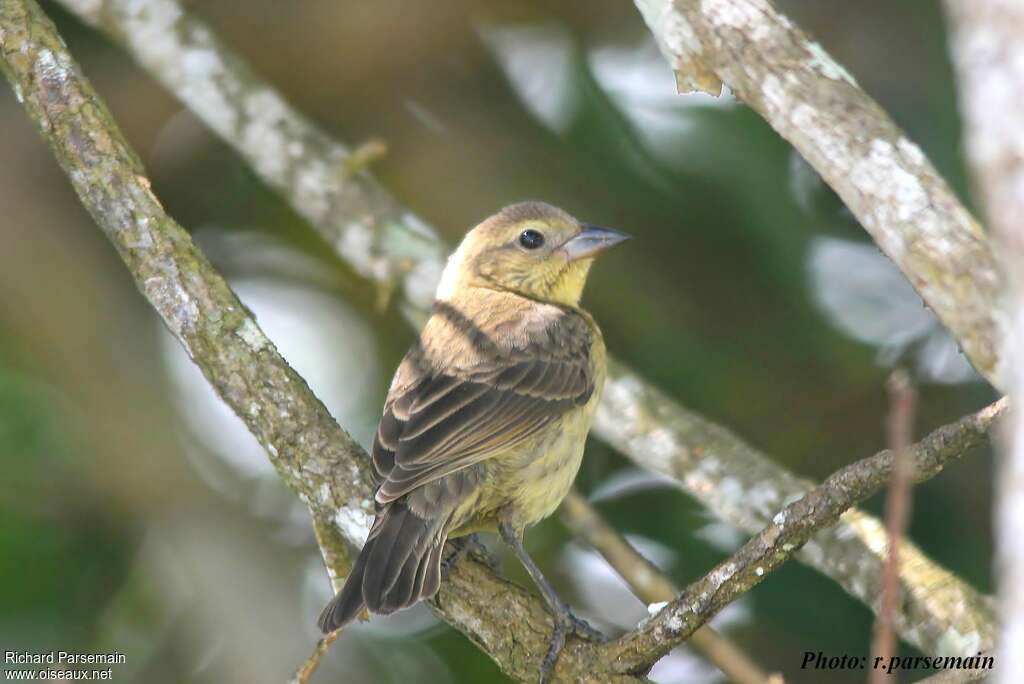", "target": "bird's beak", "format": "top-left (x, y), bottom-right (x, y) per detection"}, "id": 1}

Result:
top-left (560, 224), bottom-right (632, 261)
